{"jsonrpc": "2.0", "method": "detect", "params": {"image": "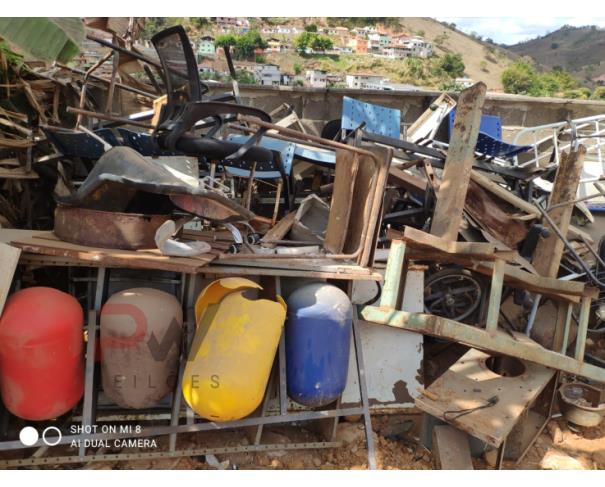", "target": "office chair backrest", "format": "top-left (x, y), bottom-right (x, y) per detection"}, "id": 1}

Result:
top-left (151, 26), bottom-right (203, 128)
